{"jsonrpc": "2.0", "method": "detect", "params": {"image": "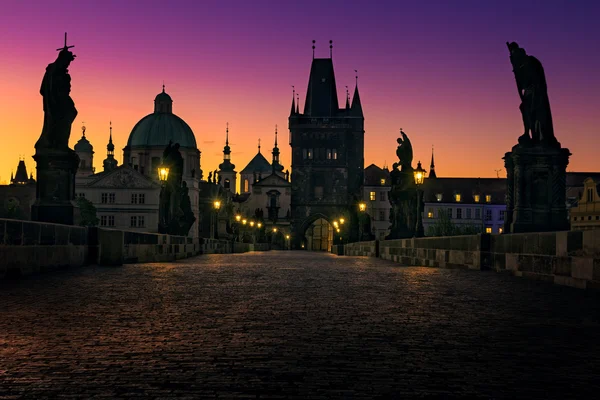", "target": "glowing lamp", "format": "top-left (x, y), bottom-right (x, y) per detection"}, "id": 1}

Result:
top-left (339, 218), bottom-right (345, 224)
top-left (235, 214), bottom-right (242, 222)
top-left (413, 161), bottom-right (426, 186)
top-left (359, 202), bottom-right (366, 212)
top-left (257, 222), bottom-right (262, 228)
top-left (213, 200), bottom-right (221, 210)
top-left (158, 165), bottom-right (169, 183)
